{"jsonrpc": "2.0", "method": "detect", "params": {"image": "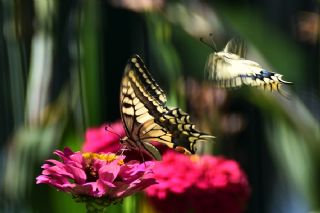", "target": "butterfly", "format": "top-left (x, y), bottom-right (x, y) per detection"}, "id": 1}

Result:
top-left (203, 37), bottom-right (292, 94)
top-left (120, 54), bottom-right (214, 160)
